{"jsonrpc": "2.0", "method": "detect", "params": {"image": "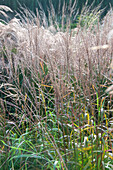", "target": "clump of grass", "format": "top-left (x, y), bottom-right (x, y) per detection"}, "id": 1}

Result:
top-left (0, 1), bottom-right (113, 169)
